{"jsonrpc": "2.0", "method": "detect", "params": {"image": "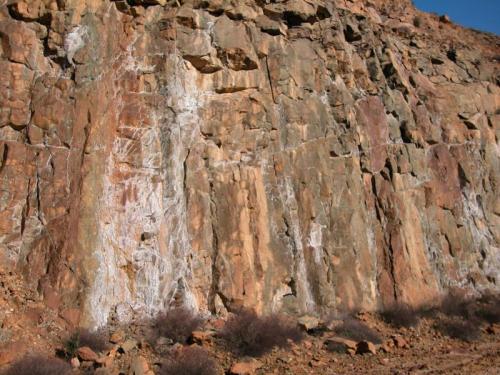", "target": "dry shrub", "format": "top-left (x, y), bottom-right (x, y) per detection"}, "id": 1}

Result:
top-left (413, 16), bottom-right (422, 27)
top-left (160, 346), bottom-right (216, 375)
top-left (221, 309), bottom-right (303, 357)
top-left (334, 318), bottom-right (382, 344)
top-left (3, 355), bottom-right (71, 375)
top-left (476, 295), bottom-right (500, 324)
top-left (77, 328), bottom-right (109, 352)
top-left (153, 307), bottom-right (203, 344)
top-left (381, 303), bottom-right (420, 328)
top-left (64, 328), bottom-right (109, 358)
top-left (440, 293), bottom-right (475, 320)
top-left (435, 319), bottom-right (481, 342)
